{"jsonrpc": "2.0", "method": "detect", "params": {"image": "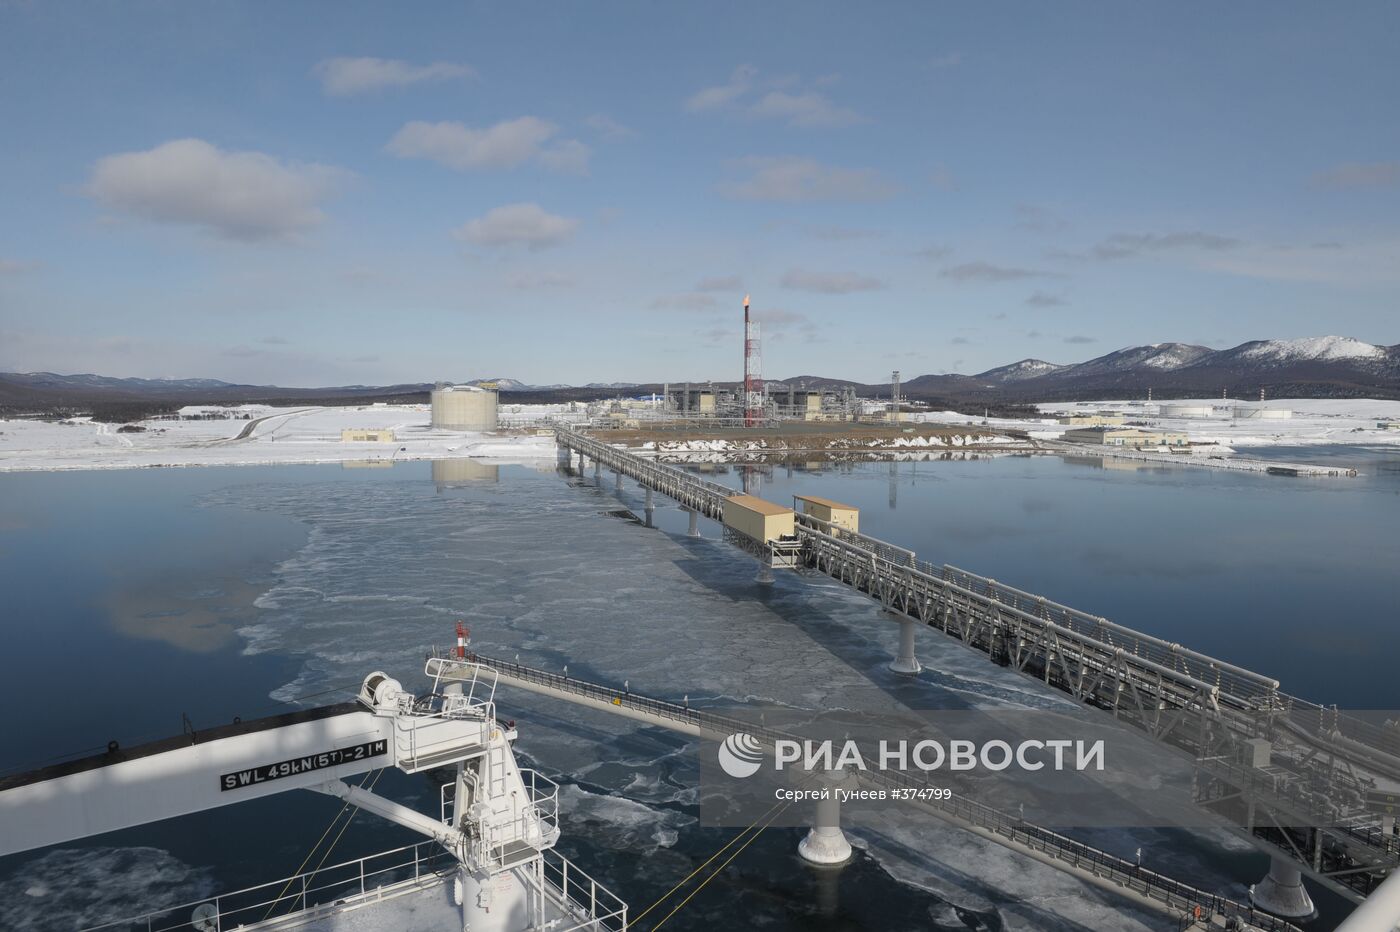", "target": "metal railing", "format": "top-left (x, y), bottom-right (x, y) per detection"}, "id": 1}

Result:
top-left (540, 846), bottom-right (630, 932)
top-left (551, 427), bottom-right (1400, 900)
top-left (474, 767), bottom-right (561, 869)
top-left (80, 841), bottom-right (456, 932)
top-left (461, 653), bottom-right (1298, 931)
top-left (554, 426), bottom-right (737, 521)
